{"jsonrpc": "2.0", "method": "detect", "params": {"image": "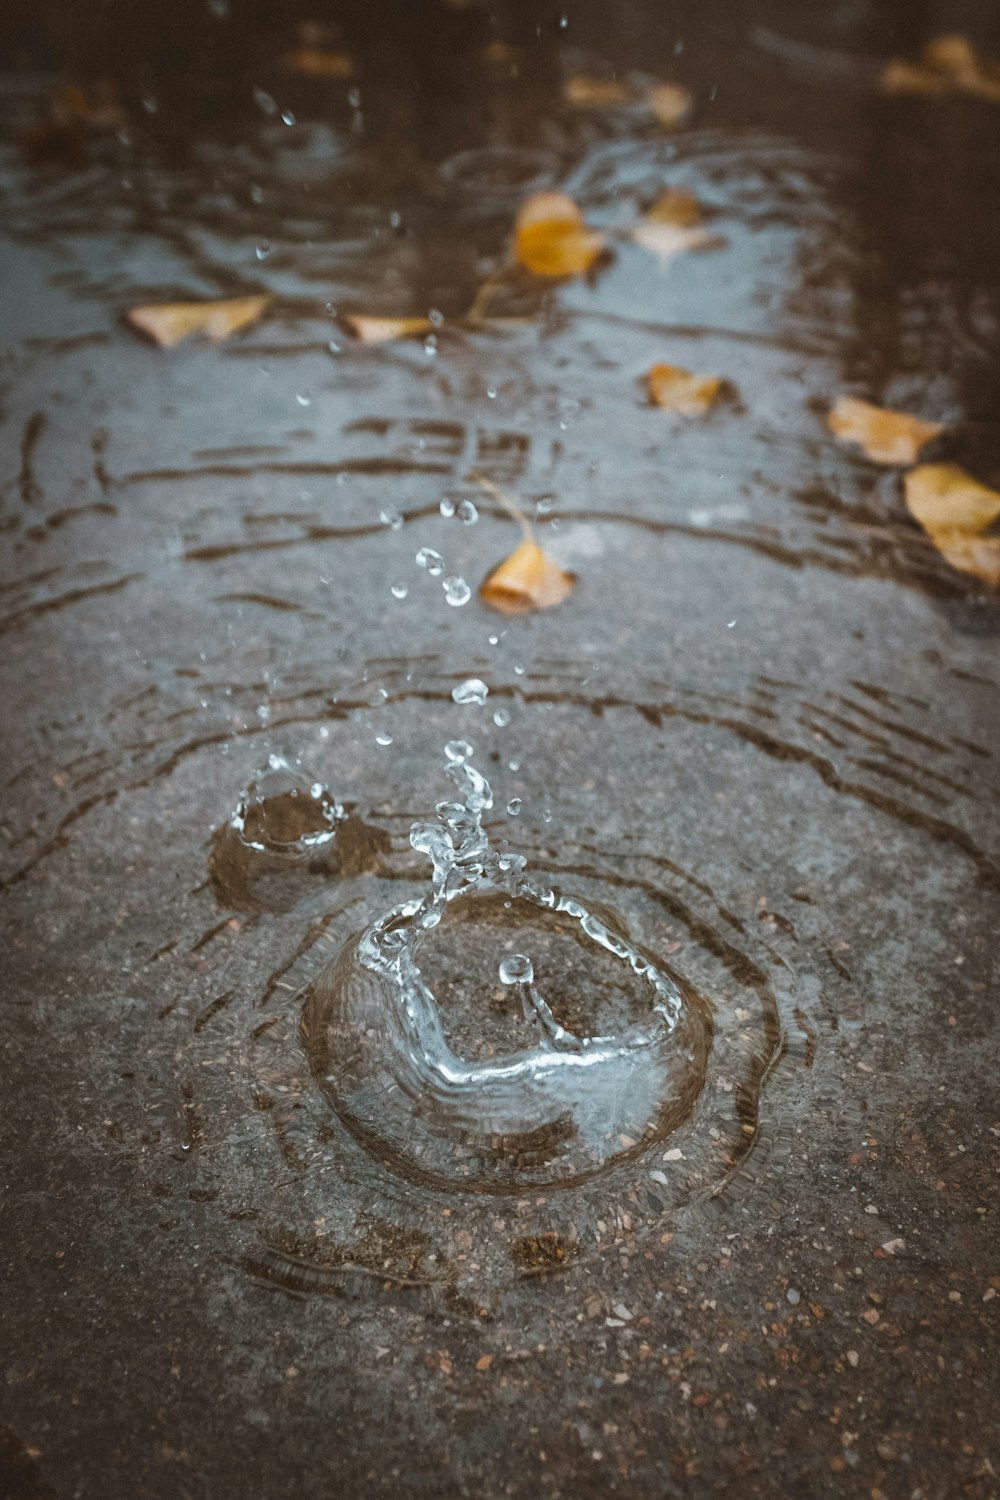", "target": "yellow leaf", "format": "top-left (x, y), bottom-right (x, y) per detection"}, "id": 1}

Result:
top-left (827, 396), bottom-right (943, 465)
top-left (647, 363), bottom-right (724, 415)
top-left (126, 295), bottom-right (270, 348)
top-left (564, 75), bottom-right (631, 106)
top-left (632, 221), bottom-right (720, 263)
top-left (513, 192), bottom-right (605, 278)
top-left (287, 48), bottom-right (353, 78)
top-left (338, 314), bottom-right (434, 344)
top-left (882, 34), bottom-right (1000, 102)
top-left (480, 539), bottom-right (575, 615)
top-left (647, 83), bottom-right (693, 128)
top-left (647, 189), bottom-right (703, 226)
top-left (904, 464), bottom-right (1000, 586)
